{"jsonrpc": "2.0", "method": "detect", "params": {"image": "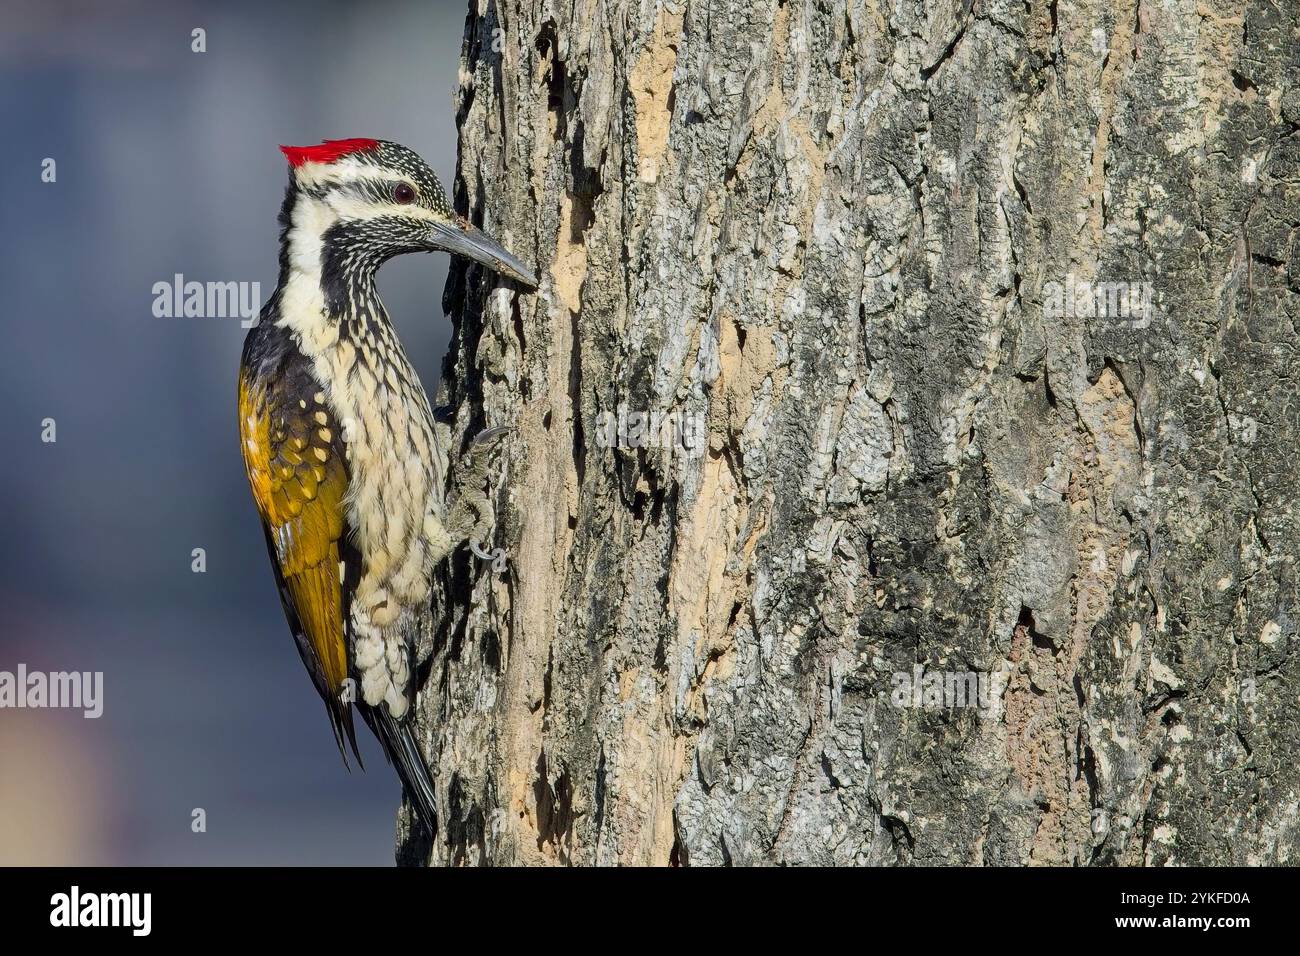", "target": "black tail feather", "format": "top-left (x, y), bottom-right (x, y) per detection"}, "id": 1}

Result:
top-left (359, 703), bottom-right (438, 835)
top-left (324, 695), bottom-right (365, 771)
